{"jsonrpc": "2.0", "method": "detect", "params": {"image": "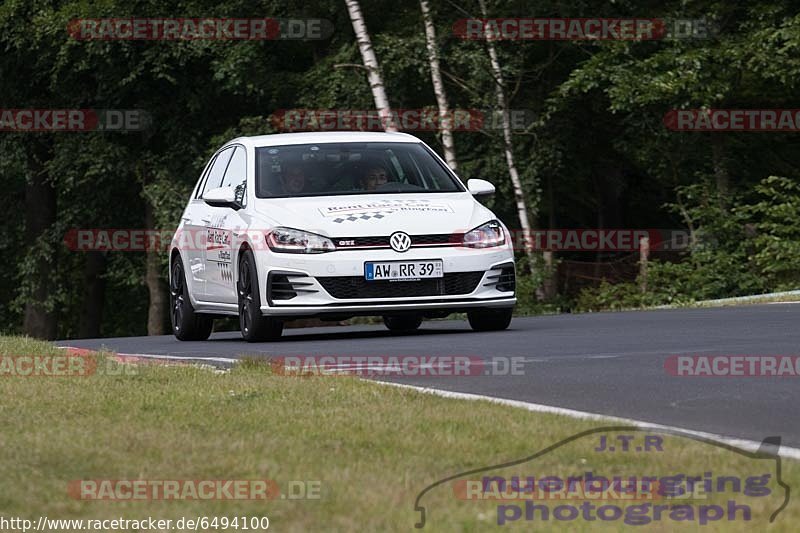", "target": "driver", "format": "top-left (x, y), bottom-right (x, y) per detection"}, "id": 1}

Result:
top-left (362, 164), bottom-right (391, 191)
top-left (282, 165), bottom-right (307, 194)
